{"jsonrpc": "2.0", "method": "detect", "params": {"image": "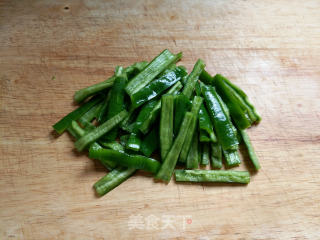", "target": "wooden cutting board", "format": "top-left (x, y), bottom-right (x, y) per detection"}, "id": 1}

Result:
top-left (1, 0), bottom-right (319, 239)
